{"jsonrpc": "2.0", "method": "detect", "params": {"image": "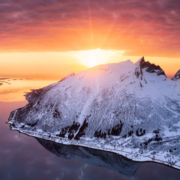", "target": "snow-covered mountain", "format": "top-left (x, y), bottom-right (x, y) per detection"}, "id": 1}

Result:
top-left (36, 138), bottom-right (141, 176)
top-left (172, 70), bottom-right (180, 82)
top-left (8, 57), bottom-right (180, 170)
